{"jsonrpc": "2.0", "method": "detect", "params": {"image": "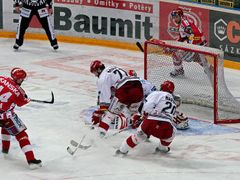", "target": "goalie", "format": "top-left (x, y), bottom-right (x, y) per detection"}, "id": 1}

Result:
top-left (172, 94), bottom-right (189, 130)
